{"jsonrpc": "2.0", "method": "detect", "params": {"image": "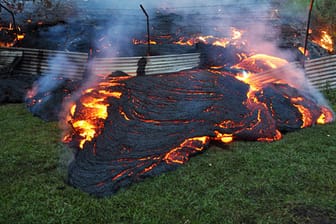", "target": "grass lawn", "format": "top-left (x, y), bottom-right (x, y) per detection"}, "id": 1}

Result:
top-left (1, 100), bottom-right (336, 223)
